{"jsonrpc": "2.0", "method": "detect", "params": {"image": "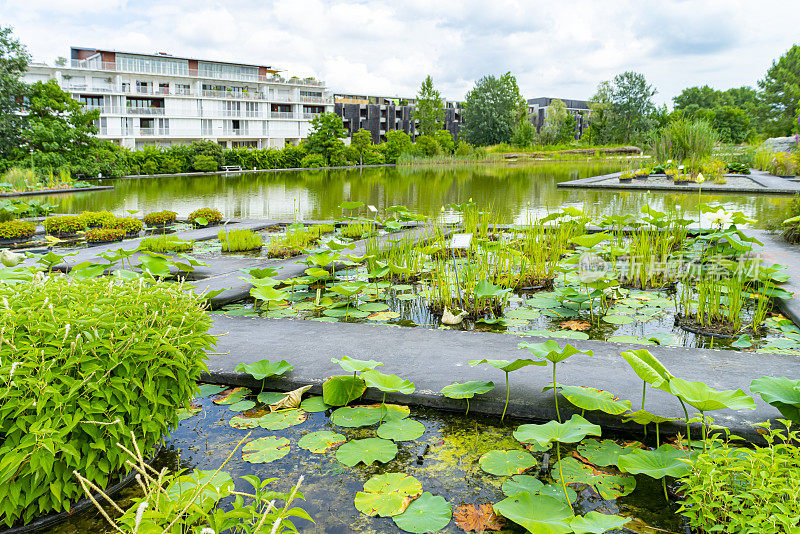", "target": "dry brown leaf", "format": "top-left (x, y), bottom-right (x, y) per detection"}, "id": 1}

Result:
top-left (453, 503), bottom-right (505, 533)
top-left (560, 320), bottom-right (591, 331)
top-left (268, 385), bottom-right (312, 412)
